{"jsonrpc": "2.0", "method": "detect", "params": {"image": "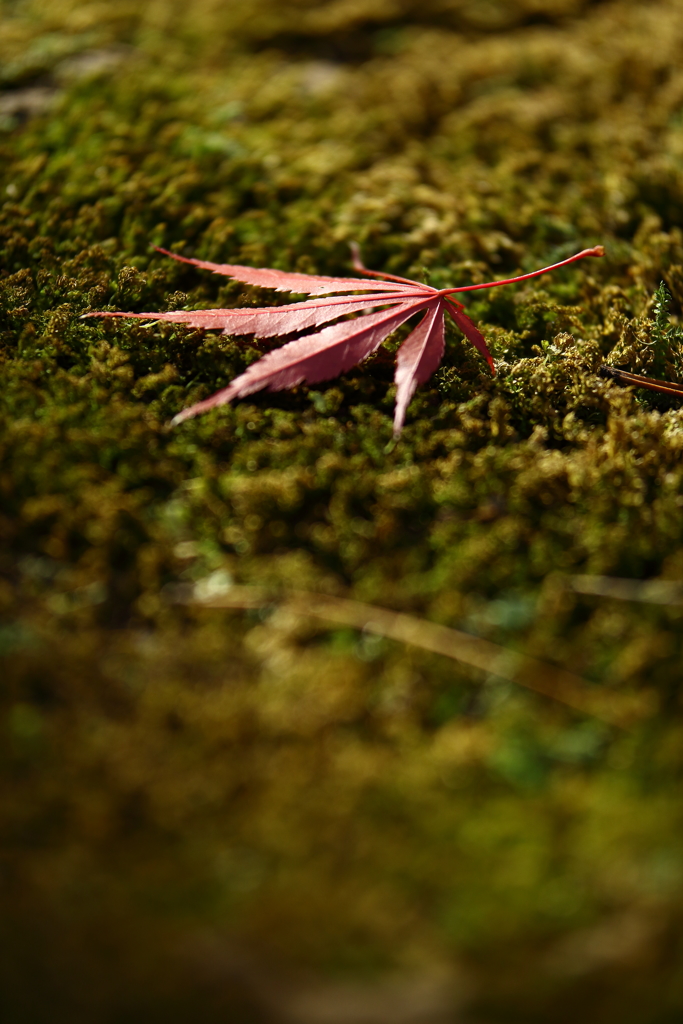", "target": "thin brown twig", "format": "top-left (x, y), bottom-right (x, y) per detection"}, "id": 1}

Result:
top-left (189, 587), bottom-right (656, 728)
top-left (600, 366), bottom-right (683, 398)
